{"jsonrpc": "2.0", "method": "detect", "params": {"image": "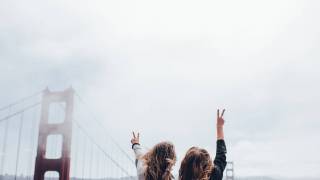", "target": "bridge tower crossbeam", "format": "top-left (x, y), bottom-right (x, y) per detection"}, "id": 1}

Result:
top-left (34, 88), bottom-right (74, 180)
